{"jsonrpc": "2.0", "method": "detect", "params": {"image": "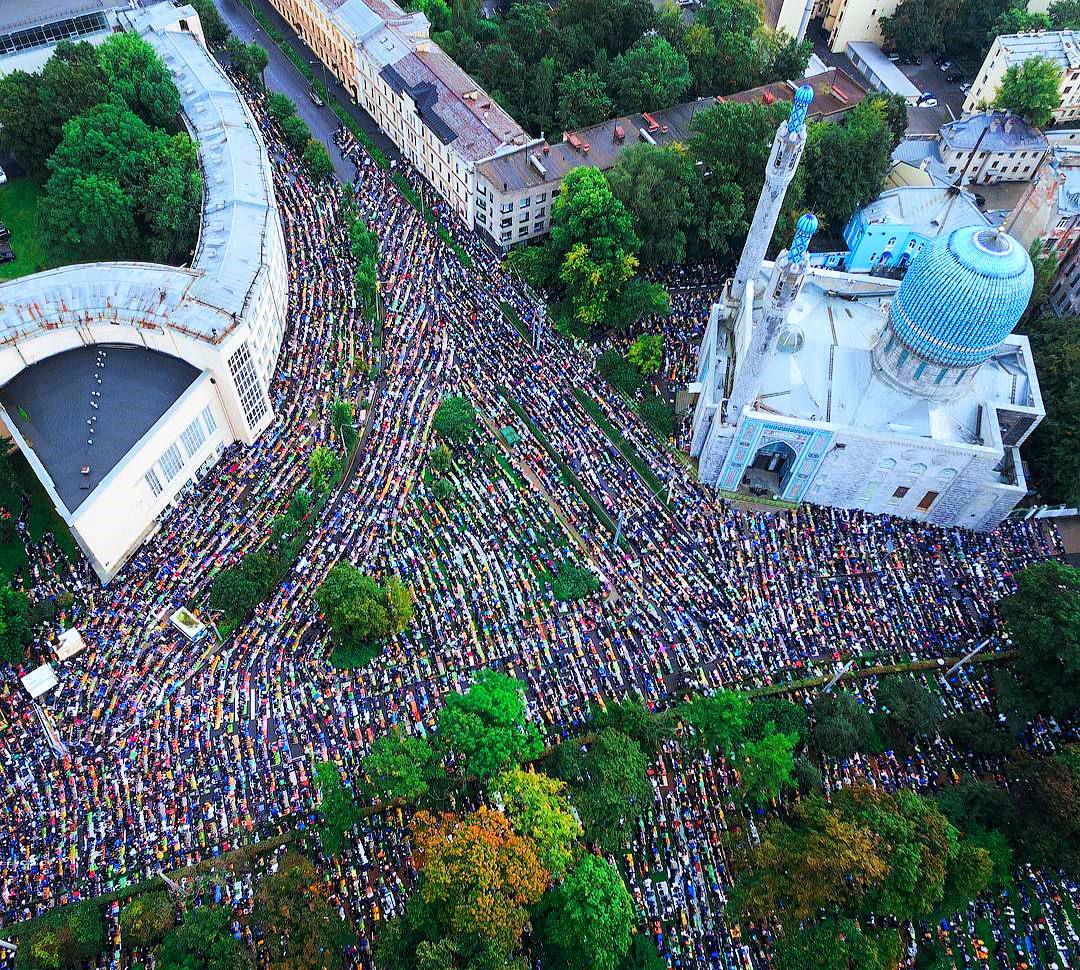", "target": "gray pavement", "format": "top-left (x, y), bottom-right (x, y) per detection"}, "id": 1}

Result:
top-left (212, 0), bottom-right (399, 182)
top-left (897, 59), bottom-right (966, 135)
